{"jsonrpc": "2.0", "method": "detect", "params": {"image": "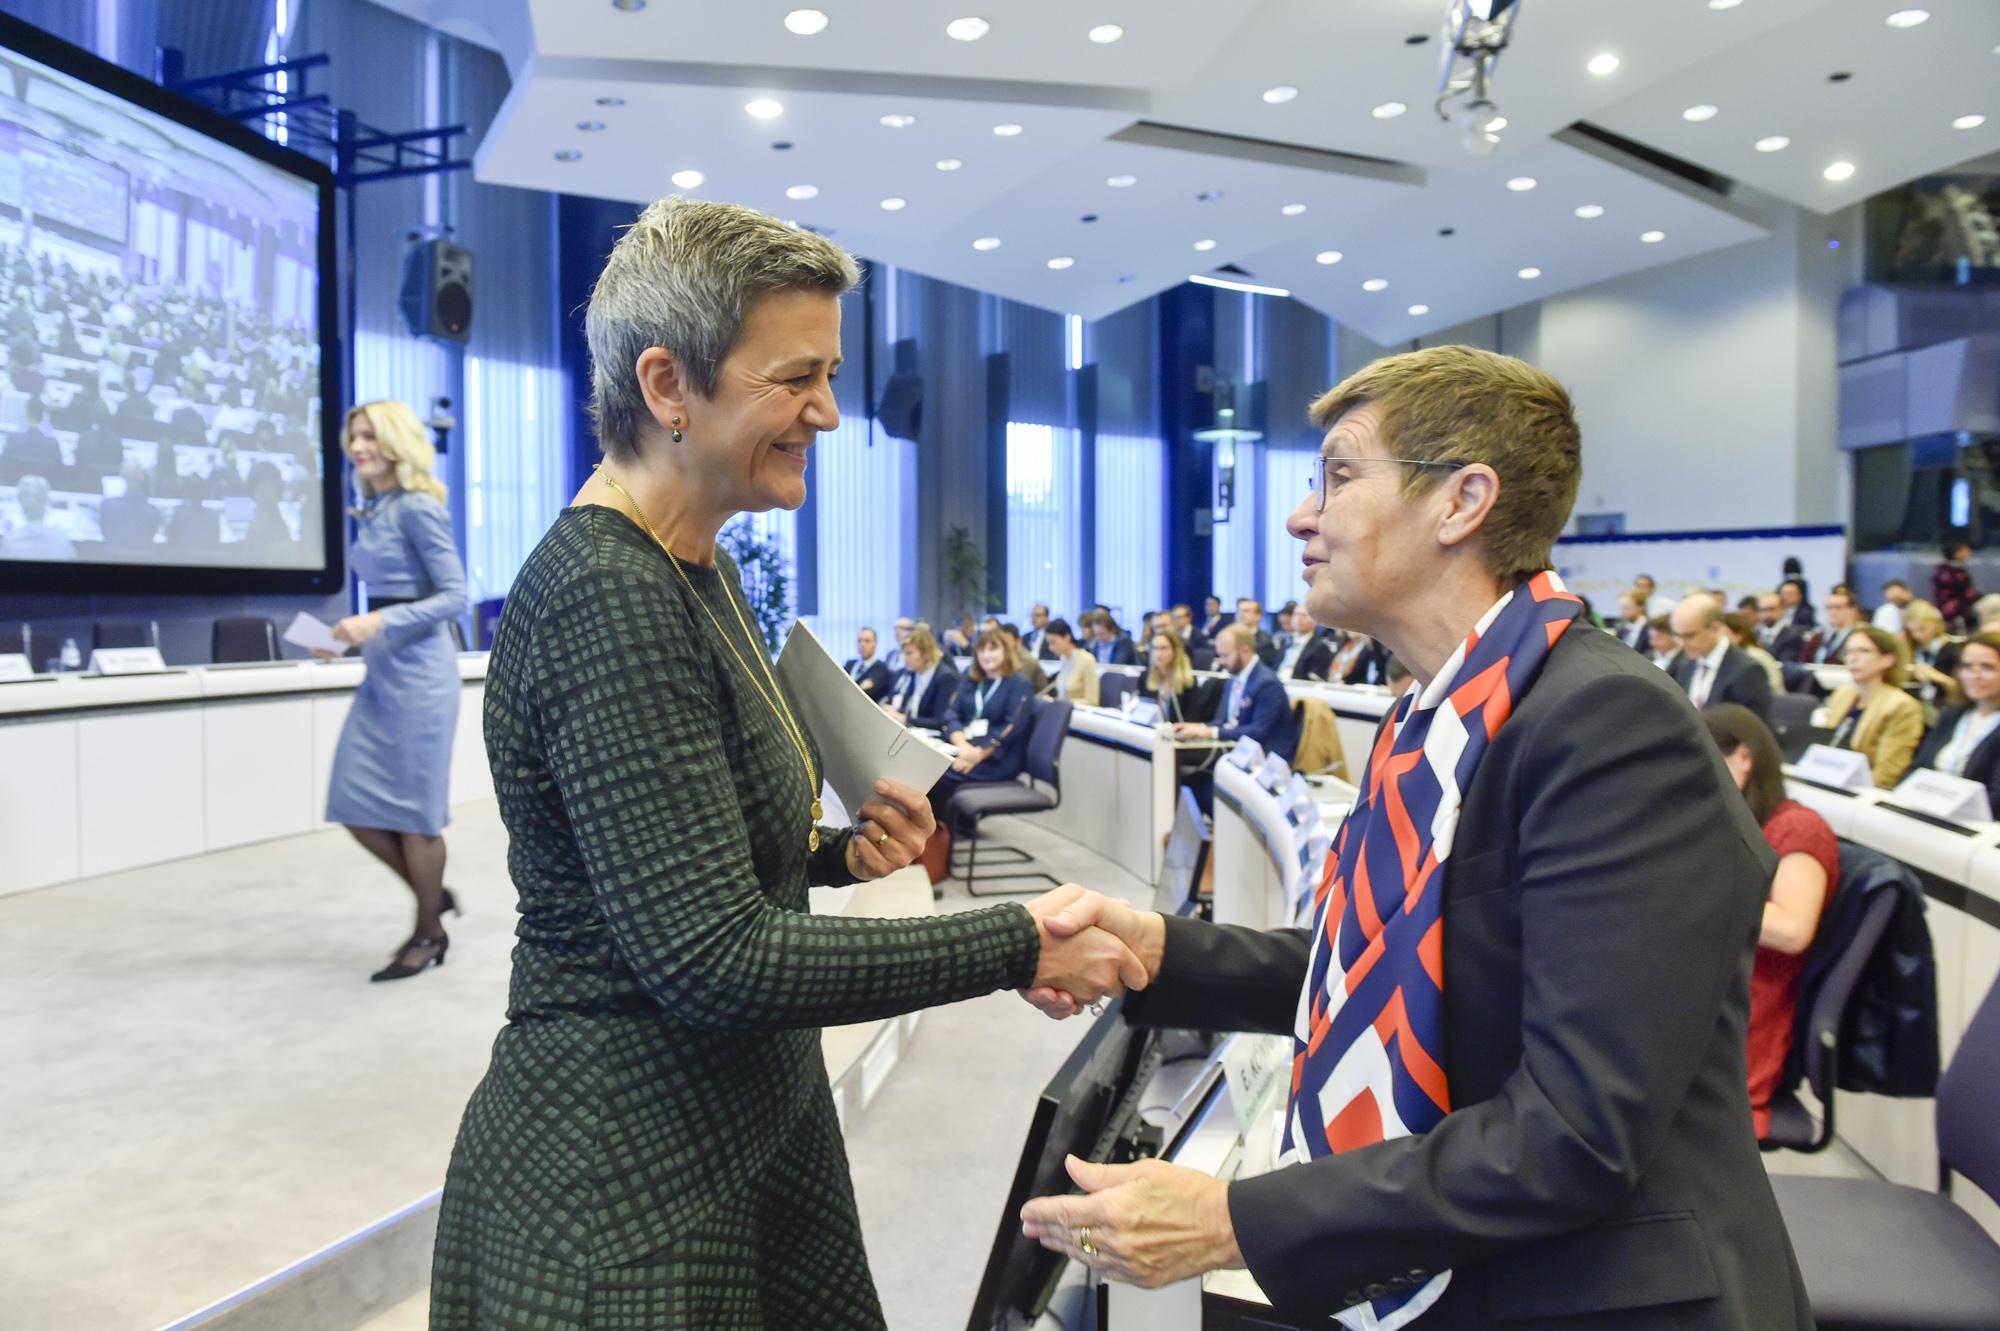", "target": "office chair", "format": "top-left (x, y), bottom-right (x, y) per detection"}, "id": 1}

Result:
top-left (210, 615), bottom-right (279, 663)
top-left (948, 698), bottom-right (1073, 897)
